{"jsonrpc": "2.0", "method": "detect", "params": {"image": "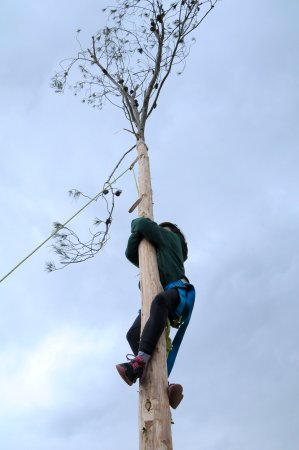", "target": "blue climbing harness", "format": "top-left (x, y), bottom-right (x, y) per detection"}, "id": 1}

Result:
top-left (165, 279), bottom-right (195, 375)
